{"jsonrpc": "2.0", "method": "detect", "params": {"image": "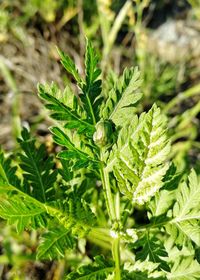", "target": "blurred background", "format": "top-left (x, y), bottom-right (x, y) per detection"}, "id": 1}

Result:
top-left (0, 0), bottom-right (200, 279)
